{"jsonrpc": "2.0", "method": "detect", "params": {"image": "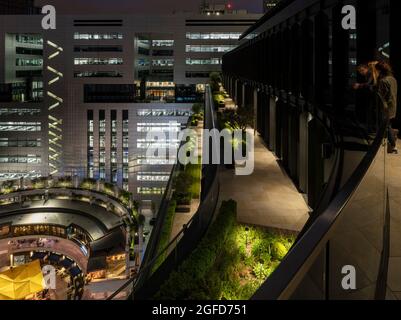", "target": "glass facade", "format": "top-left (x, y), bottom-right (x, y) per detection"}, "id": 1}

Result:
top-left (137, 172), bottom-right (170, 182)
top-left (151, 40), bottom-right (174, 47)
top-left (73, 32), bottom-right (123, 40)
top-left (74, 45), bottom-right (123, 52)
top-left (185, 45), bottom-right (236, 53)
top-left (152, 59), bottom-right (174, 67)
top-left (186, 32), bottom-right (241, 40)
top-left (0, 108), bottom-right (41, 116)
top-left (137, 122), bottom-right (180, 132)
top-left (111, 110), bottom-right (117, 183)
top-left (15, 34), bottom-right (43, 45)
top-left (122, 110), bottom-right (129, 190)
top-left (16, 58), bottom-right (43, 66)
top-left (185, 71), bottom-right (211, 78)
top-left (0, 155), bottom-right (41, 164)
top-left (0, 138), bottom-right (41, 147)
top-left (99, 110), bottom-right (106, 179)
top-left (186, 58), bottom-right (222, 65)
top-left (74, 58), bottom-right (123, 65)
top-left (137, 109), bottom-right (191, 117)
top-left (0, 122), bottom-right (41, 132)
top-left (87, 110), bottom-right (94, 178)
top-left (74, 71), bottom-right (123, 78)
top-left (137, 187), bottom-right (165, 195)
